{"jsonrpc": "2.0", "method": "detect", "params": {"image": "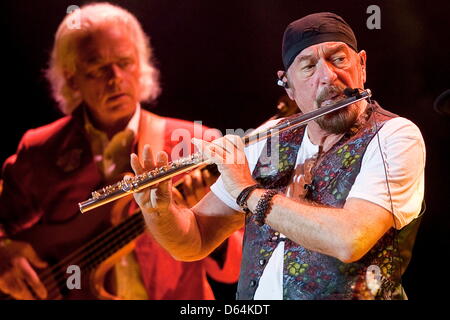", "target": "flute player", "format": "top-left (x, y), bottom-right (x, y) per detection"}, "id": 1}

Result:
top-left (131, 12), bottom-right (426, 300)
